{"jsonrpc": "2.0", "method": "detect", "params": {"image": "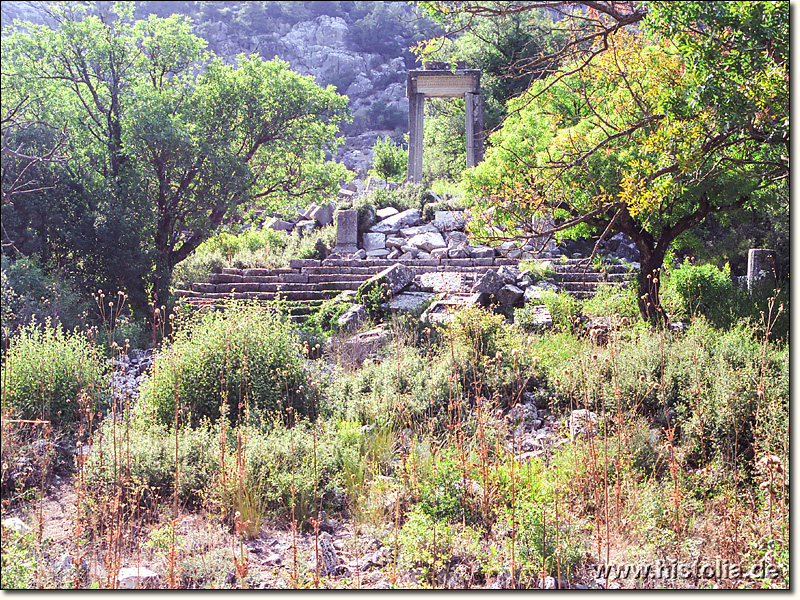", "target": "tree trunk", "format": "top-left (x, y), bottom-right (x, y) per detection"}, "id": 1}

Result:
top-left (636, 243), bottom-right (668, 323)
